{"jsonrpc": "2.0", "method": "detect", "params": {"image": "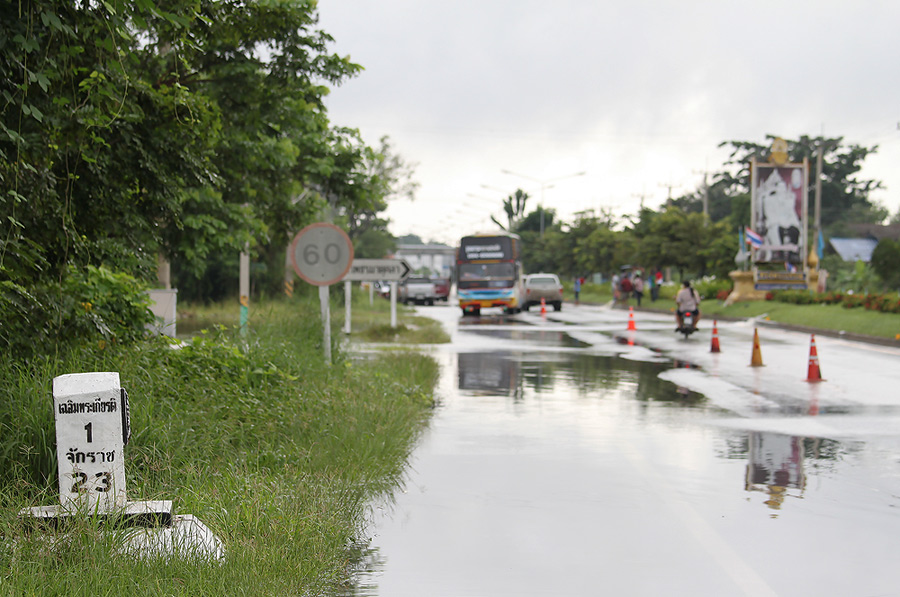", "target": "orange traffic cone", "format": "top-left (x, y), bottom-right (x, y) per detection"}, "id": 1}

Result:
top-left (540, 297), bottom-right (546, 316)
top-left (627, 307), bottom-right (636, 331)
top-left (750, 328), bottom-right (764, 367)
top-left (806, 334), bottom-right (824, 382)
top-left (710, 320), bottom-right (721, 353)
